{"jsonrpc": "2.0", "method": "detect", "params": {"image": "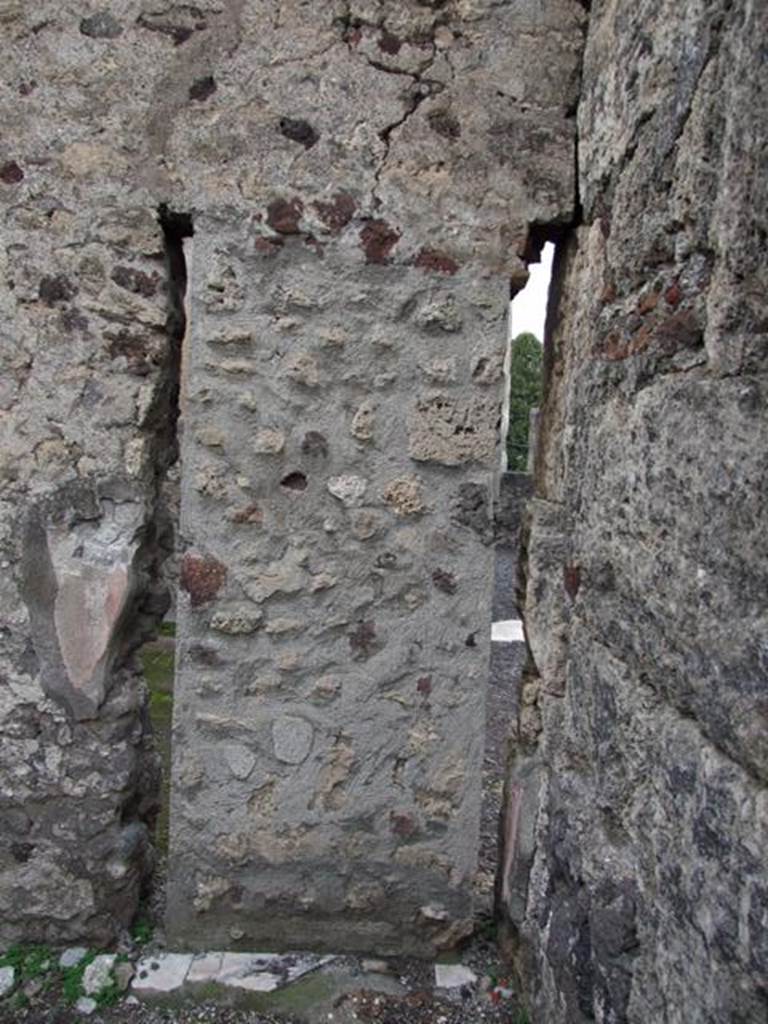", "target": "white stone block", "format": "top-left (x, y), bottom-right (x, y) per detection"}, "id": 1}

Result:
top-left (187, 952), bottom-right (224, 984)
top-left (132, 954), bottom-right (193, 995)
top-left (434, 963), bottom-right (477, 989)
